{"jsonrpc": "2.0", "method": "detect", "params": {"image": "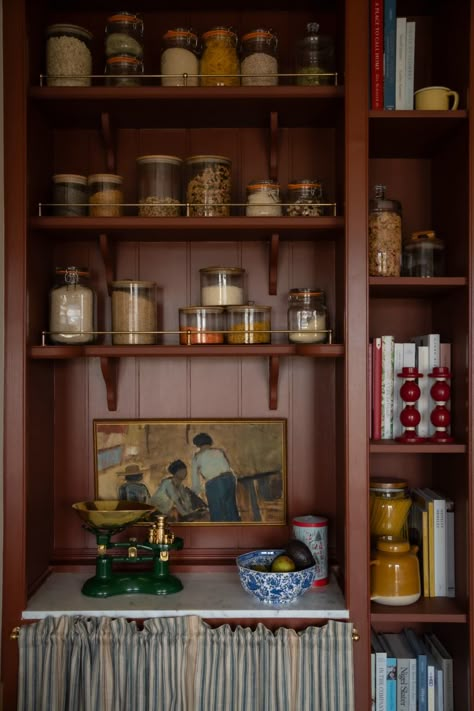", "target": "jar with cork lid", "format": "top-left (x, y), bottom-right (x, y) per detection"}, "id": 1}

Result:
top-left (287, 288), bottom-right (329, 343)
